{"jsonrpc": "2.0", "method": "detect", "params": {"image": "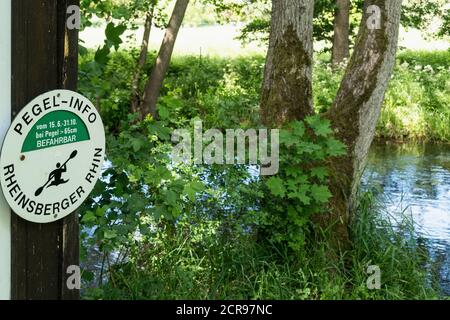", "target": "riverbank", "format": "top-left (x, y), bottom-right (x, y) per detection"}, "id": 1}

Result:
top-left (83, 193), bottom-right (443, 299)
top-left (78, 48), bottom-right (449, 300)
top-left (79, 49), bottom-right (450, 143)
